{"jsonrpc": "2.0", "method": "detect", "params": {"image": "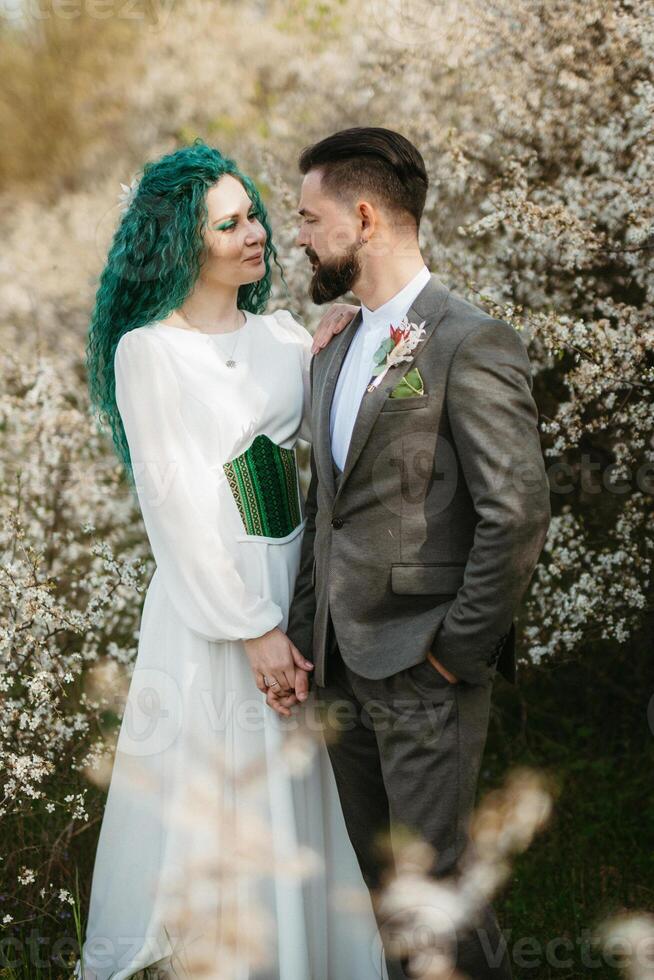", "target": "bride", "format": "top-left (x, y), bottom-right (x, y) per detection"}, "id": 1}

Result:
top-left (76, 139), bottom-right (386, 979)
